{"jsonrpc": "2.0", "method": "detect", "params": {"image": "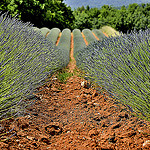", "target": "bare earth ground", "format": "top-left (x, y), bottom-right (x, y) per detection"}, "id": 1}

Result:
top-left (102, 32), bottom-right (109, 37)
top-left (0, 33), bottom-right (150, 150)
